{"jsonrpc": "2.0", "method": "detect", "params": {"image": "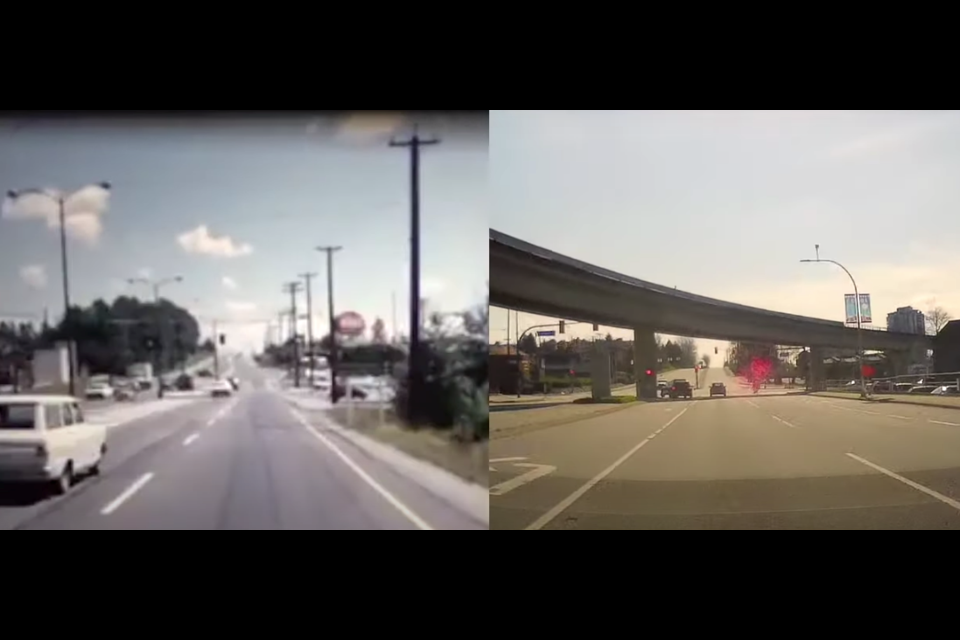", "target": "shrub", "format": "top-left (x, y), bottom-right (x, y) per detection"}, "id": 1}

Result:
top-left (392, 300), bottom-right (488, 440)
